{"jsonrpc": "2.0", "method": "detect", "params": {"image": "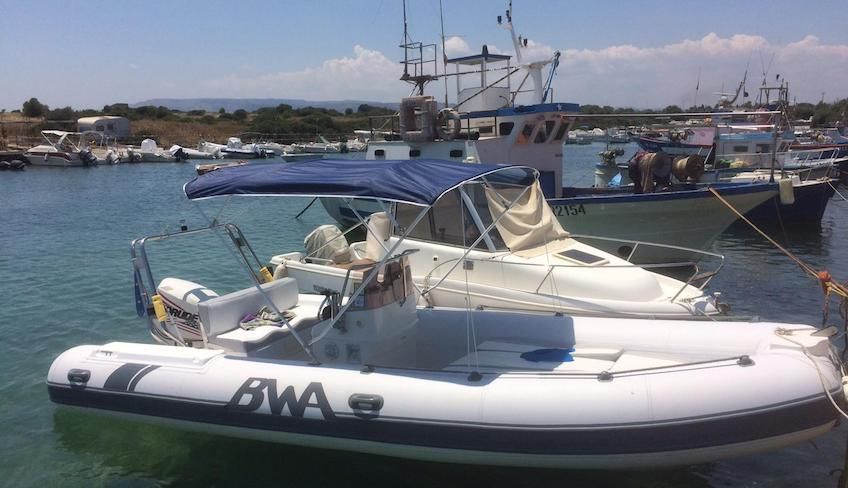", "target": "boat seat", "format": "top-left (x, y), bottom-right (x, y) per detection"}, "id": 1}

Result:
top-left (211, 295), bottom-right (327, 354)
top-left (197, 278), bottom-right (303, 353)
